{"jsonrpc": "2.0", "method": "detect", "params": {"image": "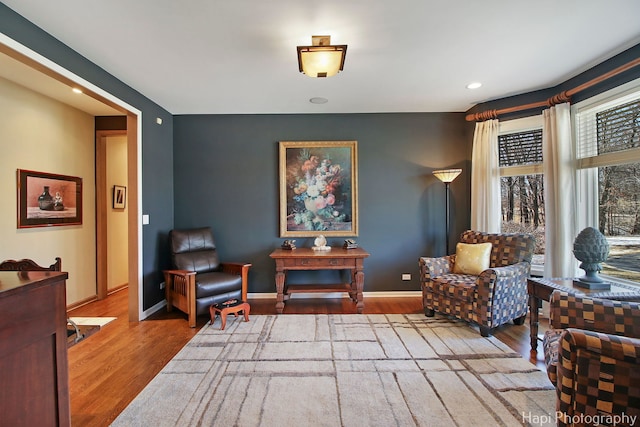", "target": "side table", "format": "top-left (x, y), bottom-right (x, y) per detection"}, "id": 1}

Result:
top-left (269, 247), bottom-right (370, 314)
top-left (527, 277), bottom-right (640, 351)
